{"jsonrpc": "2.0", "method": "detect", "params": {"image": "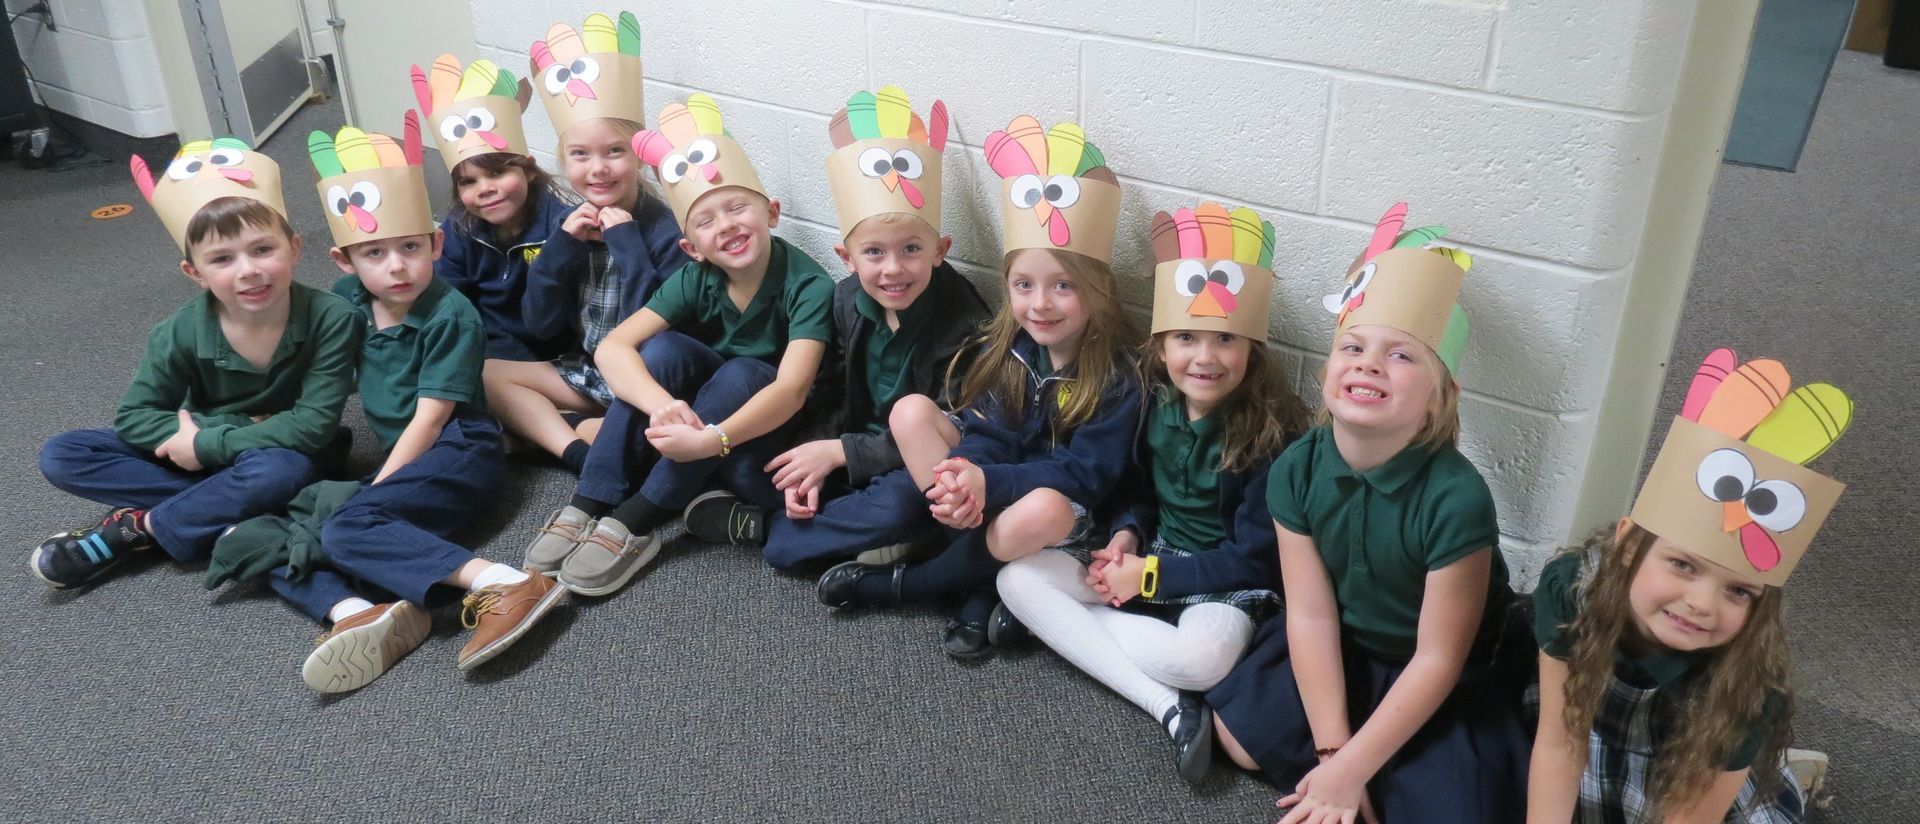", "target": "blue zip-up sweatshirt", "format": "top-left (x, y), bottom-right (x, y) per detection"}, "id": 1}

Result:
top-left (1107, 415), bottom-right (1288, 599)
top-left (435, 188), bottom-right (574, 363)
top-left (949, 331), bottom-right (1144, 511)
top-left (519, 193), bottom-right (689, 346)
